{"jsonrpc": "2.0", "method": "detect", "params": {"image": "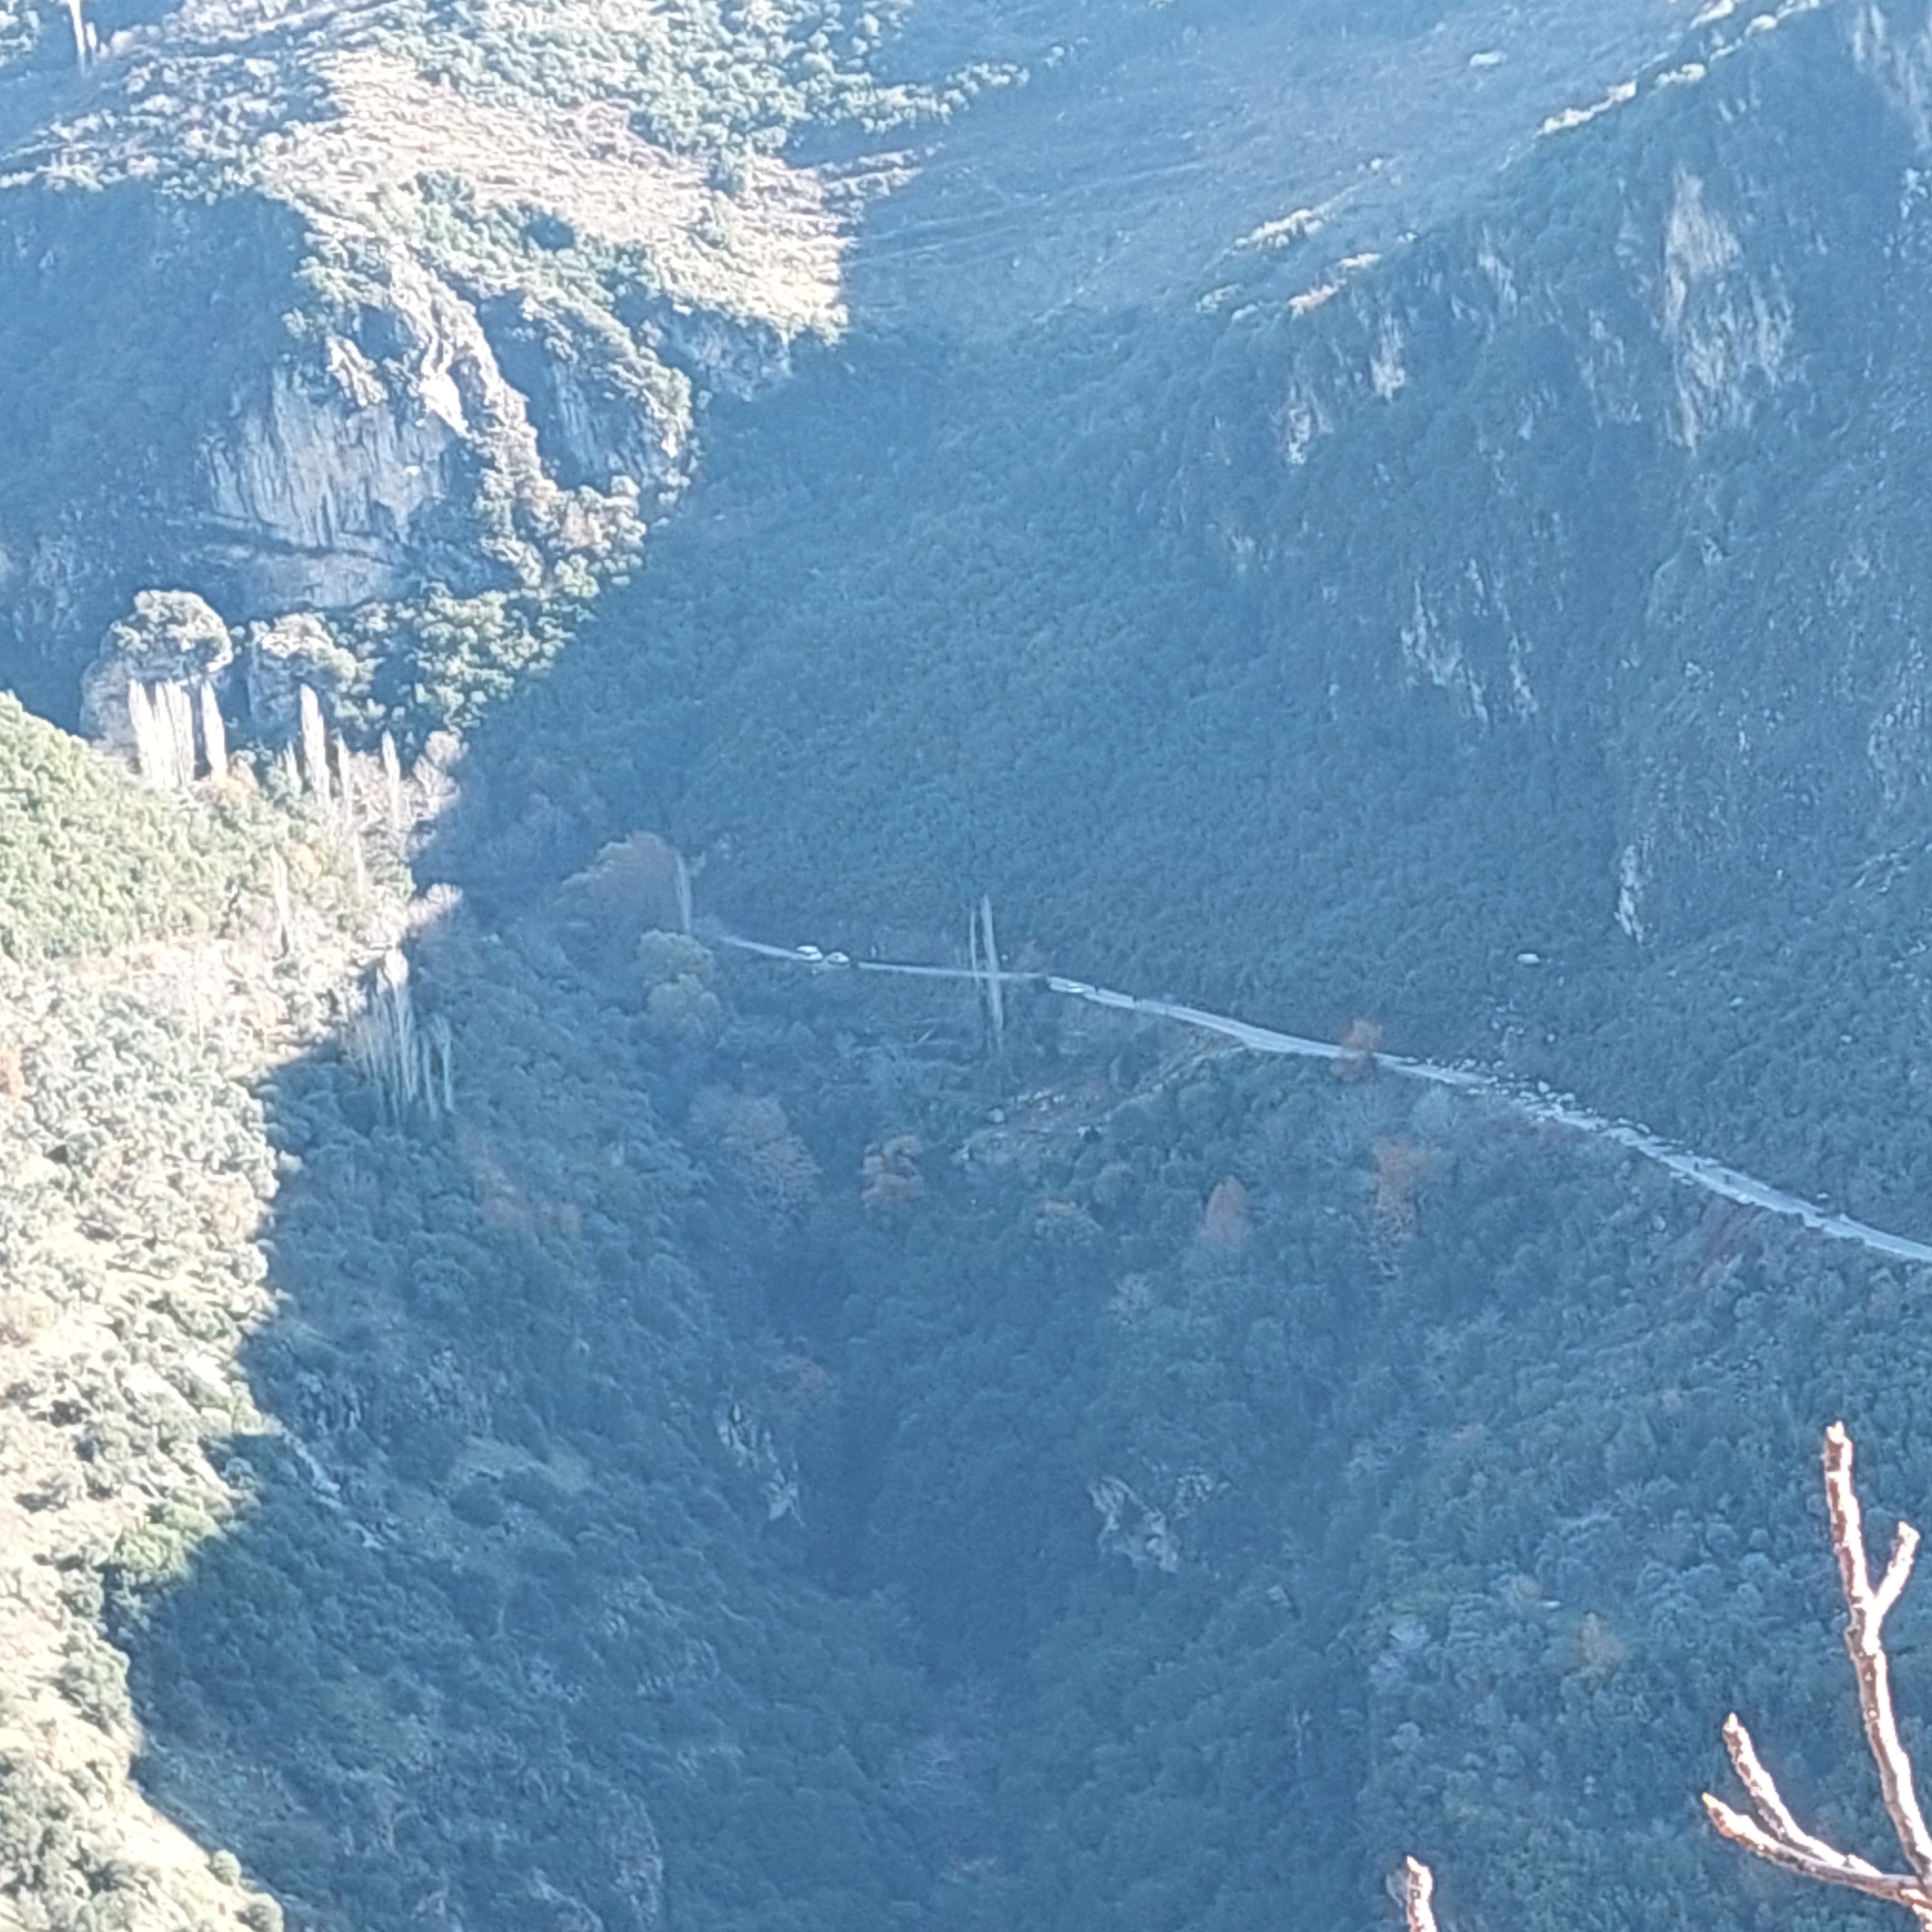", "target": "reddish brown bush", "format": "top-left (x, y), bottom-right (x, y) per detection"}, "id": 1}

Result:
top-left (1335, 1016), bottom-right (1385, 1081)
top-left (1197, 1177), bottom-right (1253, 1258)
top-left (717, 1095), bottom-right (819, 1215)
top-left (559, 832), bottom-right (687, 945)
top-left (861, 1135), bottom-right (924, 1211)
top-left (1370, 1137), bottom-right (1443, 1258)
